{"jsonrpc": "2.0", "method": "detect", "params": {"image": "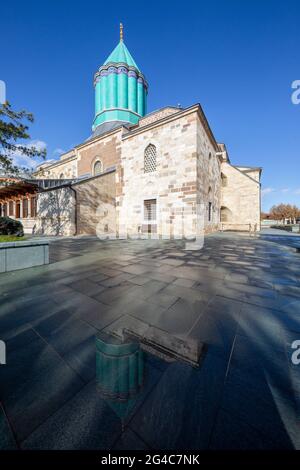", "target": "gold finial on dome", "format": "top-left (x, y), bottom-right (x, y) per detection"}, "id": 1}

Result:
top-left (120, 23), bottom-right (123, 42)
